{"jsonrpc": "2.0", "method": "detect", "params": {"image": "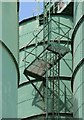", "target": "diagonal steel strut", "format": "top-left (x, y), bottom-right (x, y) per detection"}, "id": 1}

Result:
top-left (24, 69), bottom-right (44, 99)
